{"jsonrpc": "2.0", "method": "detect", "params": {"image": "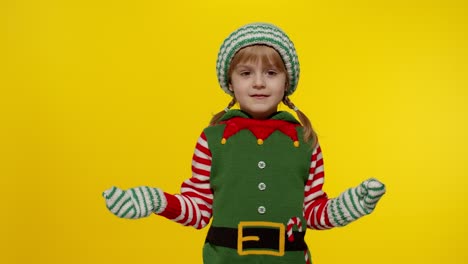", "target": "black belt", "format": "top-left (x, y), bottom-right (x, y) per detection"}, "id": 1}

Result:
top-left (205, 225), bottom-right (307, 252)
